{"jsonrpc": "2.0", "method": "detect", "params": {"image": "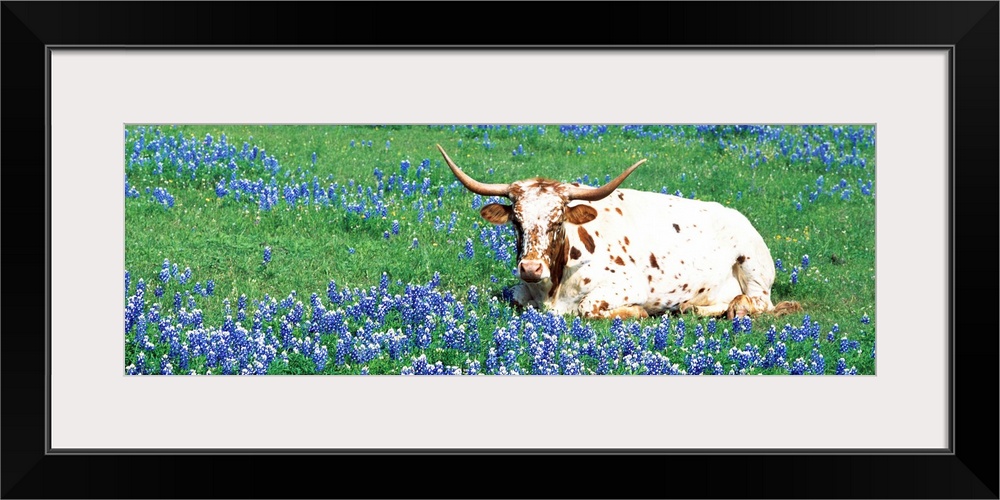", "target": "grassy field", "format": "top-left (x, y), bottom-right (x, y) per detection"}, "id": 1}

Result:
top-left (124, 124), bottom-right (876, 375)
